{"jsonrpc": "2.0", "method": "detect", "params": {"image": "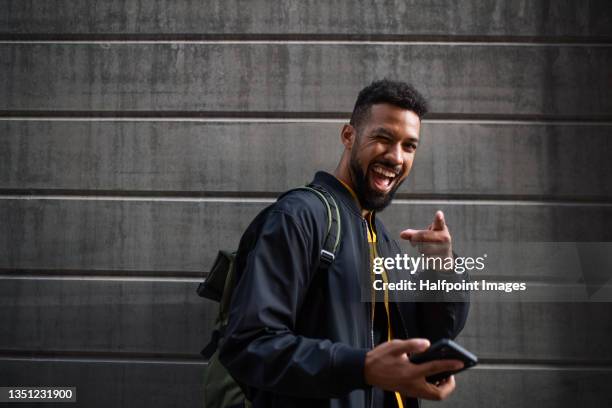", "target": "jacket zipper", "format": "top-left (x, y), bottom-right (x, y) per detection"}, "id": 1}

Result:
top-left (363, 218), bottom-right (375, 408)
top-left (391, 241), bottom-right (410, 339)
top-left (363, 218), bottom-right (375, 349)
